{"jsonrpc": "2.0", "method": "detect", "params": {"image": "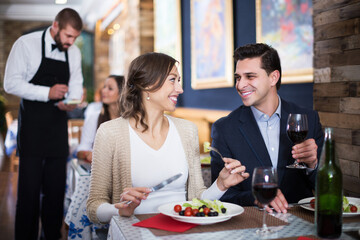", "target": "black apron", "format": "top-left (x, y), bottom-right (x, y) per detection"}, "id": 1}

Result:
top-left (18, 30), bottom-right (70, 158)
